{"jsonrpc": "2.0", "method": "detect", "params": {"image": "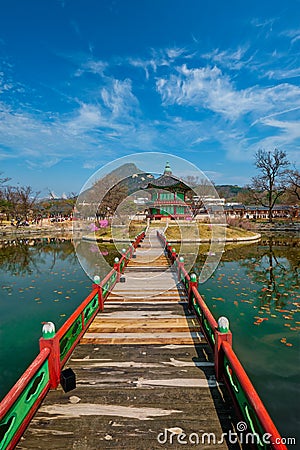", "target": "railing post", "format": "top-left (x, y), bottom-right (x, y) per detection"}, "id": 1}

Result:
top-left (215, 316), bottom-right (232, 382)
top-left (188, 273), bottom-right (198, 309)
top-left (178, 256), bottom-right (184, 280)
top-left (93, 275), bottom-right (104, 312)
top-left (114, 257), bottom-right (120, 282)
top-left (39, 322), bottom-right (61, 389)
top-left (171, 247), bottom-right (177, 263)
top-left (121, 249), bottom-right (127, 272)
